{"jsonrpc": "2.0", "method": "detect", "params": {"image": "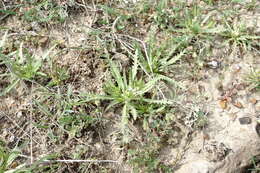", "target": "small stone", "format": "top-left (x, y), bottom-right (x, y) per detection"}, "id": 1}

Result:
top-left (239, 117), bottom-right (252, 125)
top-left (17, 111), bottom-right (23, 118)
top-left (233, 102), bottom-right (243, 108)
top-left (207, 60), bottom-right (220, 69)
top-left (255, 124), bottom-right (260, 137)
top-left (219, 100), bottom-right (227, 109)
top-left (249, 98), bottom-right (257, 104)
